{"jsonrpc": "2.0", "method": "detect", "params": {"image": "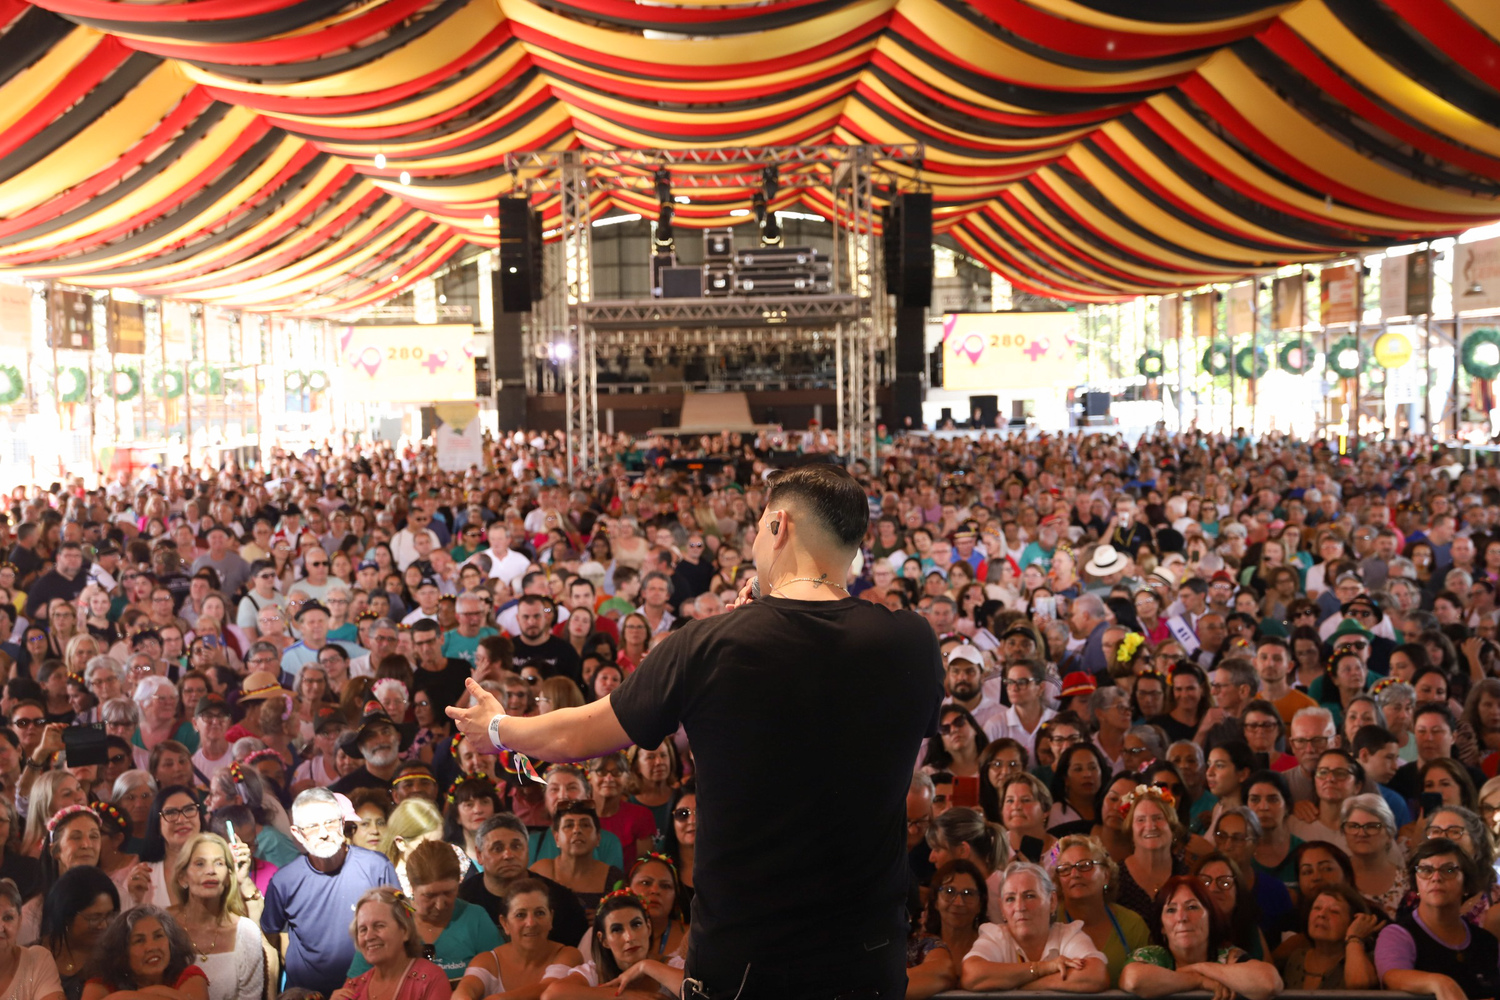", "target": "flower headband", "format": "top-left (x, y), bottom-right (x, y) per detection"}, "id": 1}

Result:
top-left (1118, 783), bottom-right (1176, 818)
top-left (446, 772), bottom-right (496, 806)
top-left (47, 804), bottom-right (99, 838)
top-left (372, 678), bottom-right (408, 704)
top-left (1115, 633), bottom-right (1146, 664)
top-left (243, 748), bottom-right (283, 769)
top-left (90, 800), bottom-right (130, 835)
top-left (598, 887), bottom-right (648, 909)
top-left (629, 851), bottom-right (679, 883)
